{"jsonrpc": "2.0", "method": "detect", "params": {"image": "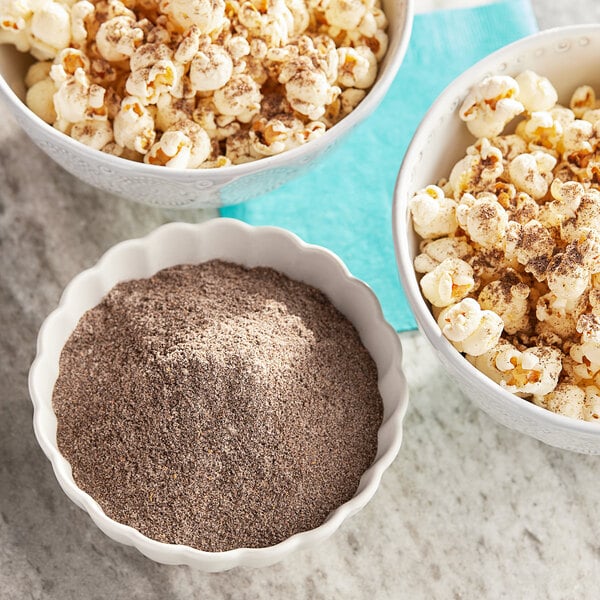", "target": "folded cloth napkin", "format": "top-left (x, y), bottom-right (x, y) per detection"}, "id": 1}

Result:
top-left (221, 0), bottom-right (538, 332)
